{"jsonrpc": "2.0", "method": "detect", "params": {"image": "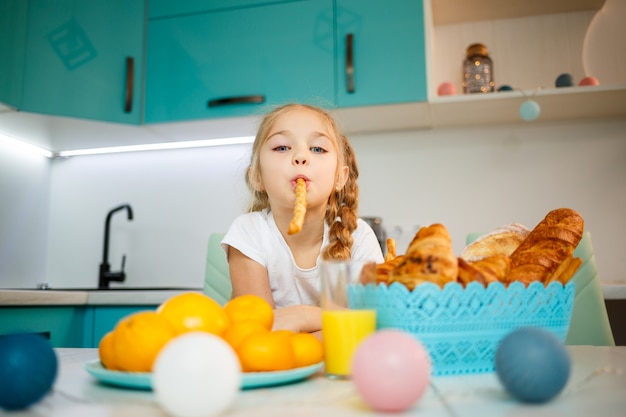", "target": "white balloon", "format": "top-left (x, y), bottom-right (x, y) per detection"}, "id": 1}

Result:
top-left (153, 332), bottom-right (241, 417)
